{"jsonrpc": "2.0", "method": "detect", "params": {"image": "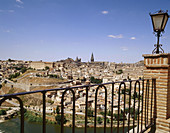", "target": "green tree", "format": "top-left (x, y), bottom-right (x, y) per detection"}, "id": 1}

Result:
top-left (106, 118), bottom-right (110, 123)
top-left (100, 111), bottom-right (105, 116)
top-left (28, 67), bottom-right (33, 70)
top-left (24, 111), bottom-right (43, 123)
top-left (116, 69), bottom-right (123, 74)
top-left (107, 110), bottom-right (111, 116)
top-left (126, 89), bottom-right (130, 95)
top-left (8, 72), bottom-right (20, 80)
top-left (132, 92), bottom-right (138, 99)
top-left (113, 113), bottom-right (124, 121)
top-left (49, 74), bottom-right (59, 78)
top-left (0, 110), bottom-right (6, 115)
top-left (97, 117), bottom-right (102, 124)
top-left (55, 114), bottom-right (67, 125)
top-left (45, 66), bottom-right (50, 70)
top-left (124, 108), bottom-right (129, 114)
top-left (87, 109), bottom-right (93, 117)
top-left (8, 58), bottom-right (12, 62)
top-left (121, 89), bottom-right (125, 94)
top-left (21, 67), bottom-right (27, 73)
top-left (56, 106), bottom-right (60, 114)
top-left (90, 76), bottom-right (102, 84)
